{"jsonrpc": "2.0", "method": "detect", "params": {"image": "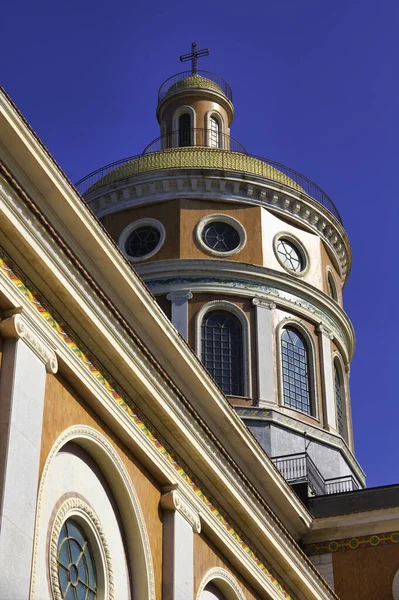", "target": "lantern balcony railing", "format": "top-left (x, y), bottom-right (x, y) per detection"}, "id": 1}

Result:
top-left (74, 136), bottom-right (342, 223)
top-left (158, 70), bottom-right (233, 103)
top-left (141, 128), bottom-right (247, 155)
top-left (271, 452), bottom-right (360, 496)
